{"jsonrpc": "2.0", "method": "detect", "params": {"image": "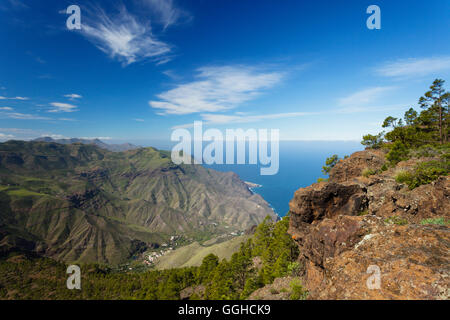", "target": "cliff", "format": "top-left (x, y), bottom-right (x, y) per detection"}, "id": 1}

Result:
top-left (288, 149), bottom-right (449, 299)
